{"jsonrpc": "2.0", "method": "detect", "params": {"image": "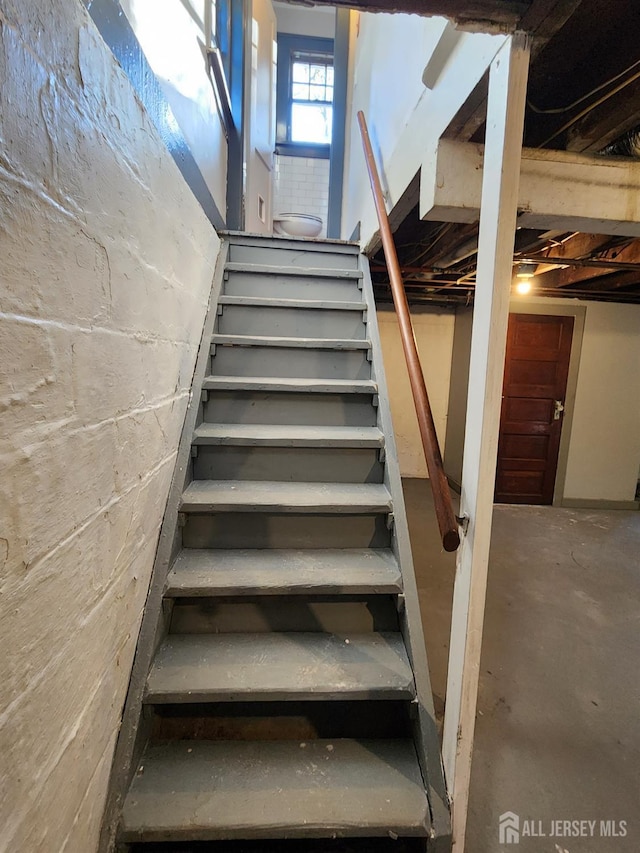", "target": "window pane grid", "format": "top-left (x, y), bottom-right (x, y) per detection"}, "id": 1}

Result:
top-left (291, 59), bottom-right (333, 104)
